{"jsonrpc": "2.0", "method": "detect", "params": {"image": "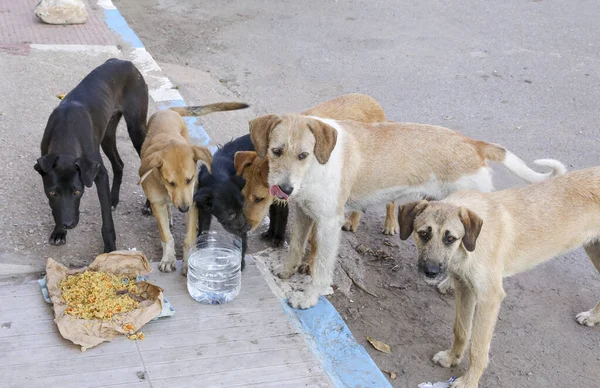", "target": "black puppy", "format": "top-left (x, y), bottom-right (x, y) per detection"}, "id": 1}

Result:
top-left (35, 59), bottom-right (148, 252)
top-left (194, 135), bottom-right (254, 270)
